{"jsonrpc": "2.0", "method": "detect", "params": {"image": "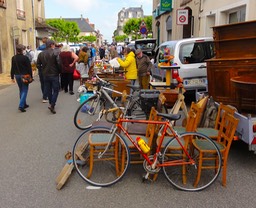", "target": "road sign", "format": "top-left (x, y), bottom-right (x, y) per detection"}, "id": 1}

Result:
top-left (177, 9), bottom-right (188, 25)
